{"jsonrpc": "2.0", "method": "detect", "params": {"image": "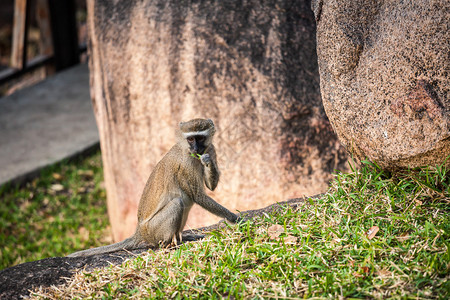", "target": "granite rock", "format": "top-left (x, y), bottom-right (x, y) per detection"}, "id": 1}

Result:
top-left (87, 0), bottom-right (347, 240)
top-left (314, 0), bottom-right (450, 170)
